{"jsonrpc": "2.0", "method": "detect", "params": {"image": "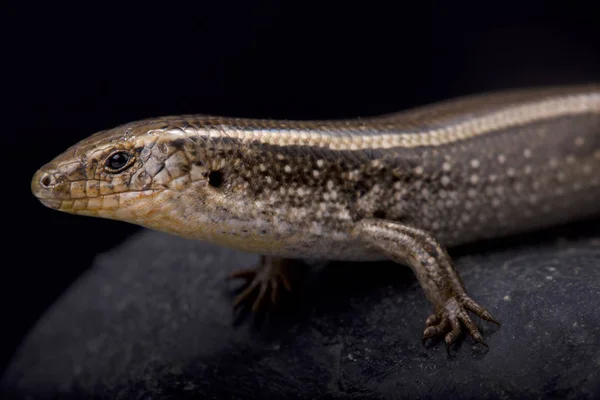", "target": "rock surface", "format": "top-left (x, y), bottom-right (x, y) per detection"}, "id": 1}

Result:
top-left (2, 222), bottom-right (600, 399)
